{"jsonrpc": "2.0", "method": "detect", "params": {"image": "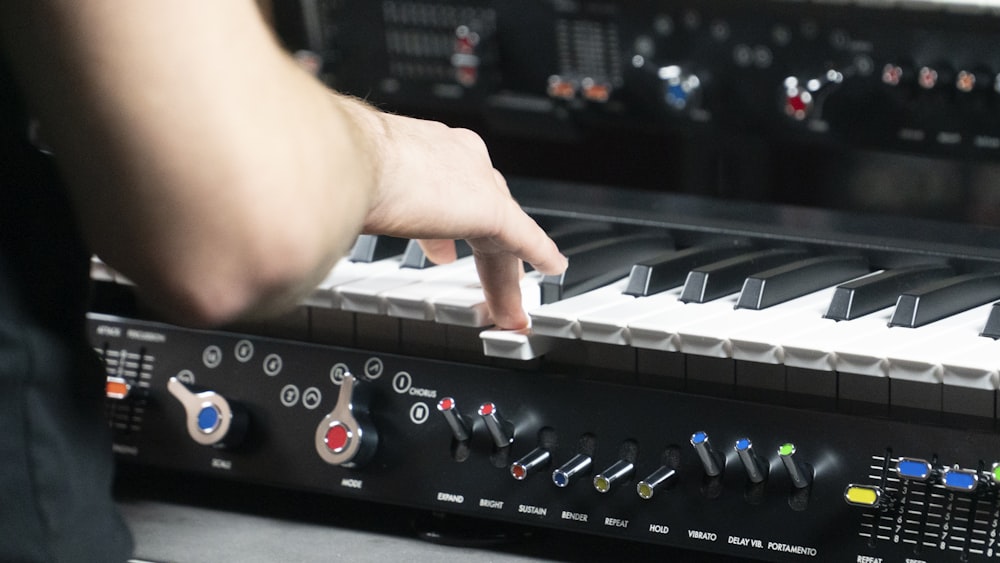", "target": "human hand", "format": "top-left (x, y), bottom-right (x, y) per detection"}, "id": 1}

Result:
top-left (349, 107), bottom-right (567, 329)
